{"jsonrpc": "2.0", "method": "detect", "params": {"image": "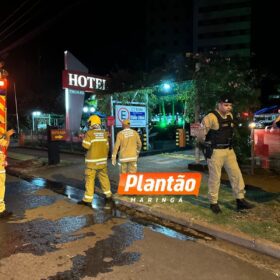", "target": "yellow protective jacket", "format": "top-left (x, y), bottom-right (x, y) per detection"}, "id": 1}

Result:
top-left (82, 129), bottom-right (109, 167)
top-left (0, 136), bottom-right (9, 172)
top-left (112, 128), bottom-right (142, 162)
